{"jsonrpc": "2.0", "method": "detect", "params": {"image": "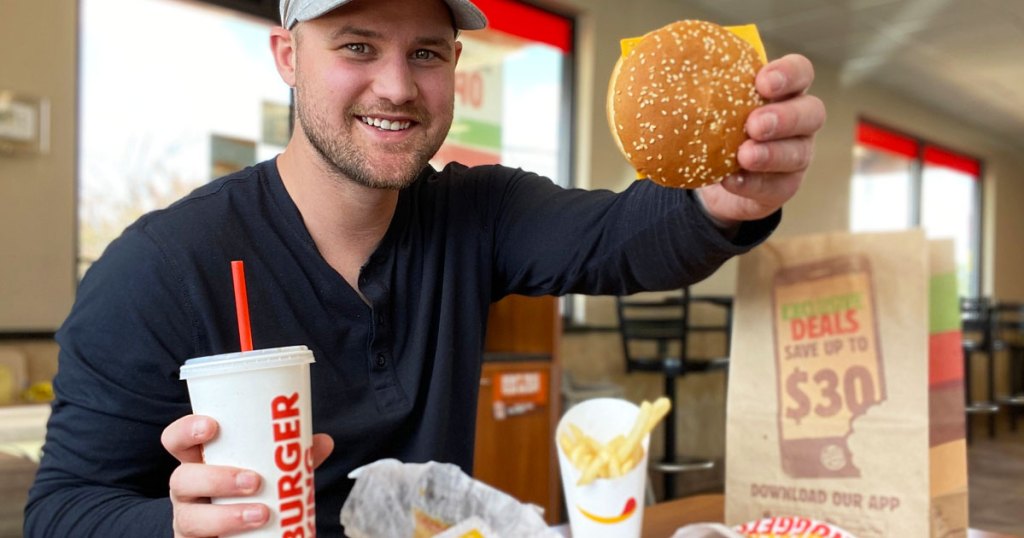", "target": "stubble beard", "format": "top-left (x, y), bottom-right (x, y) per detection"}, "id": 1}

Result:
top-left (294, 86), bottom-right (452, 191)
